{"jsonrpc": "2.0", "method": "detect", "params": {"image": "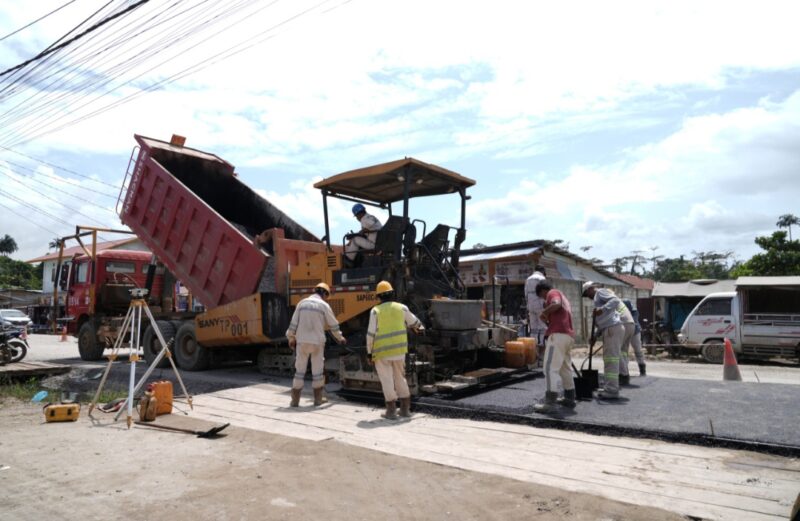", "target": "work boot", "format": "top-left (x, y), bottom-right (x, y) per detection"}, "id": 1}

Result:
top-left (596, 389), bottom-right (620, 400)
top-left (638, 363), bottom-right (646, 376)
top-left (382, 401), bottom-right (398, 420)
top-left (533, 391), bottom-right (559, 414)
top-left (313, 387), bottom-right (327, 406)
top-left (557, 389), bottom-right (577, 409)
top-left (619, 374), bottom-right (630, 386)
top-left (290, 388), bottom-right (301, 408)
top-left (399, 397), bottom-right (411, 418)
